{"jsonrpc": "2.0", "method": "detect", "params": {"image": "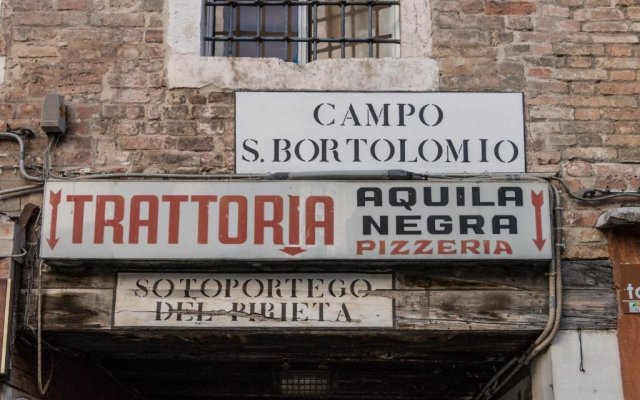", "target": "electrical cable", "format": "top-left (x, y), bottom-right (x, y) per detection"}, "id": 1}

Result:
top-left (2, 130), bottom-right (640, 205)
top-left (0, 248), bottom-right (27, 258)
top-left (0, 132), bottom-right (45, 182)
top-left (0, 187), bottom-right (44, 201)
top-left (544, 176), bottom-right (640, 202)
top-left (43, 135), bottom-right (58, 180)
top-left (0, 185), bottom-right (43, 196)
